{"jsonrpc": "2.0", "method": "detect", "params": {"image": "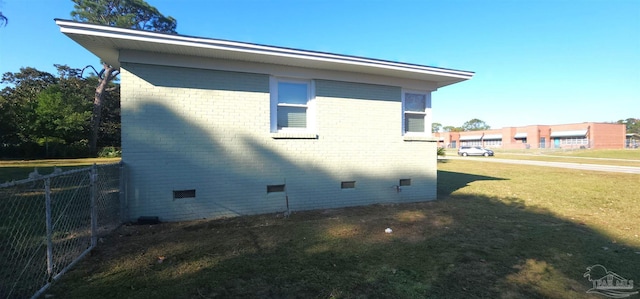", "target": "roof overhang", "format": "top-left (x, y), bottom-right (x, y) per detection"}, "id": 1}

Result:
top-left (483, 134), bottom-right (502, 140)
top-left (550, 130), bottom-right (588, 138)
top-left (459, 135), bottom-right (483, 141)
top-left (55, 19), bottom-right (474, 88)
top-left (514, 132), bottom-right (527, 139)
